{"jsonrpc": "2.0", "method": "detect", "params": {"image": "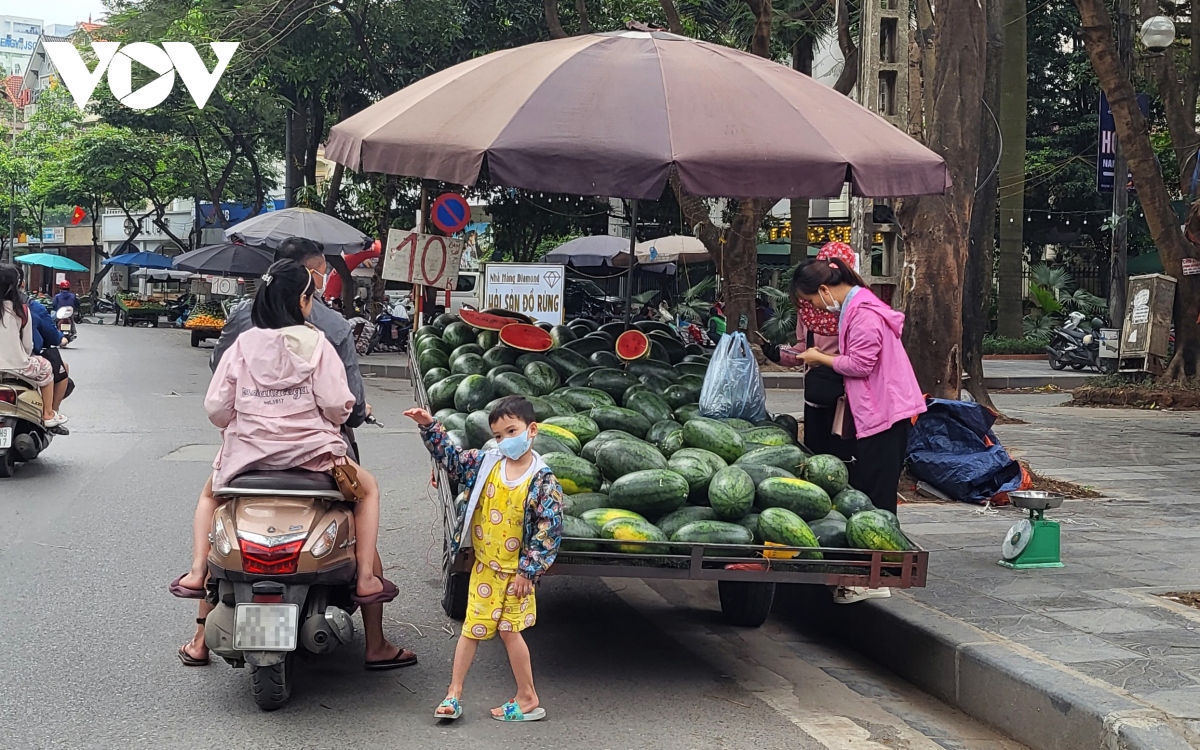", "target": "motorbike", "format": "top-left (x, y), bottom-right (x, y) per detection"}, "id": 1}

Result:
top-left (202, 469), bottom-right (359, 710)
top-left (55, 306), bottom-right (76, 345)
top-left (0, 373), bottom-right (57, 477)
top-left (1046, 312), bottom-right (1116, 374)
top-left (367, 302), bottom-right (411, 355)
